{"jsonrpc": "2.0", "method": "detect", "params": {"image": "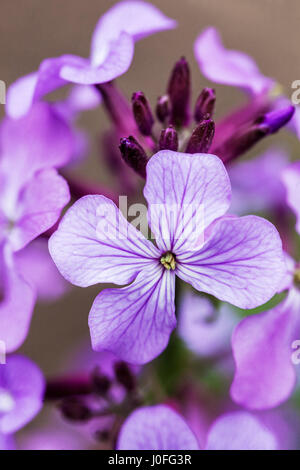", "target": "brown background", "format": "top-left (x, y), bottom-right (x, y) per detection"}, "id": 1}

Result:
top-left (1, 0), bottom-right (299, 376)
